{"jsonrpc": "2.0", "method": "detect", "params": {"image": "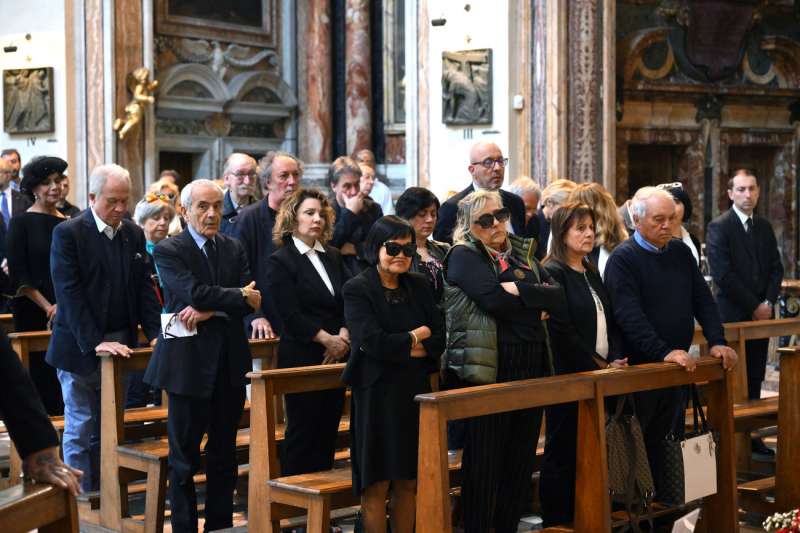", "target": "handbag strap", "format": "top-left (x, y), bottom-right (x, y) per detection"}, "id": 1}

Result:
top-left (689, 383), bottom-right (709, 434)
